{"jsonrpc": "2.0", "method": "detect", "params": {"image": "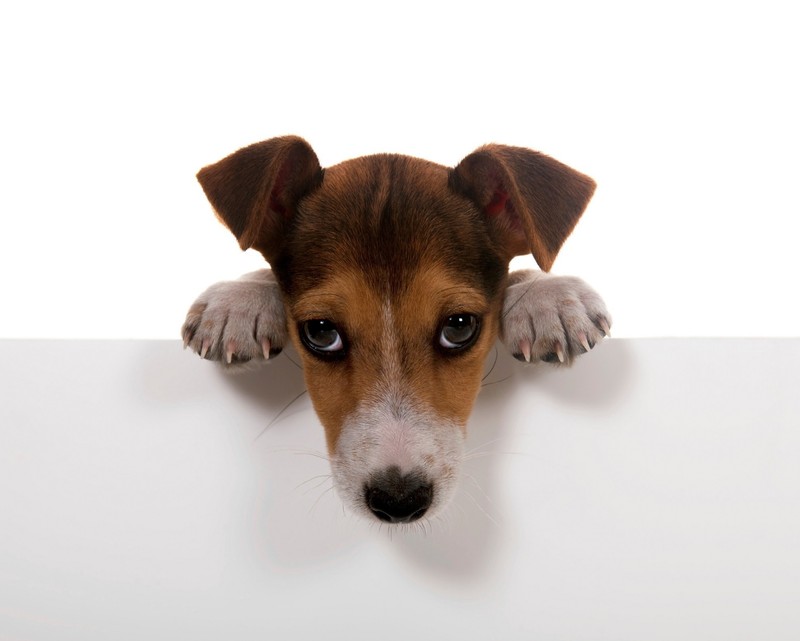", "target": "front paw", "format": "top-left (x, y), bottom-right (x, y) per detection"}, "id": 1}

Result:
top-left (501, 271), bottom-right (611, 365)
top-left (181, 272), bottom-right (287, 368)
